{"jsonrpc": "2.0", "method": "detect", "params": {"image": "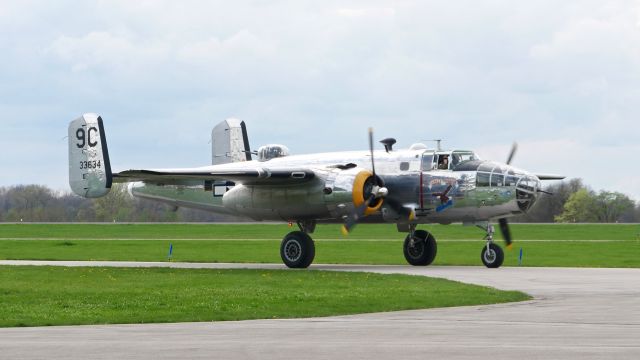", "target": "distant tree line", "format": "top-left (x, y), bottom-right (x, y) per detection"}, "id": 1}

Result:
top-left (0, 184), bottom-right (244, 222)
top-left (512, 178), bottom-right (639, 223)
top-left (0, 179), bottom-right (638, 223)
